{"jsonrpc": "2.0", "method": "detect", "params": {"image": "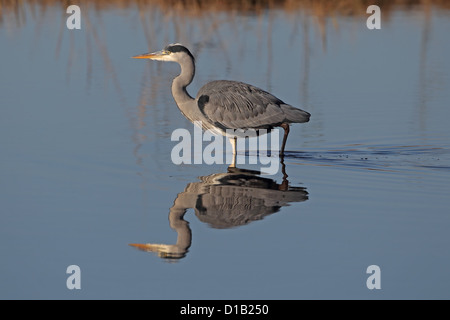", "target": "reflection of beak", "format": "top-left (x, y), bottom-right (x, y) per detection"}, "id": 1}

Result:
top-left (129, 243), bottom-right (185, 259)
top-left (129, 243), bottom-right (162, 252)
top-left (132, 50), bottom-right (168, 60)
